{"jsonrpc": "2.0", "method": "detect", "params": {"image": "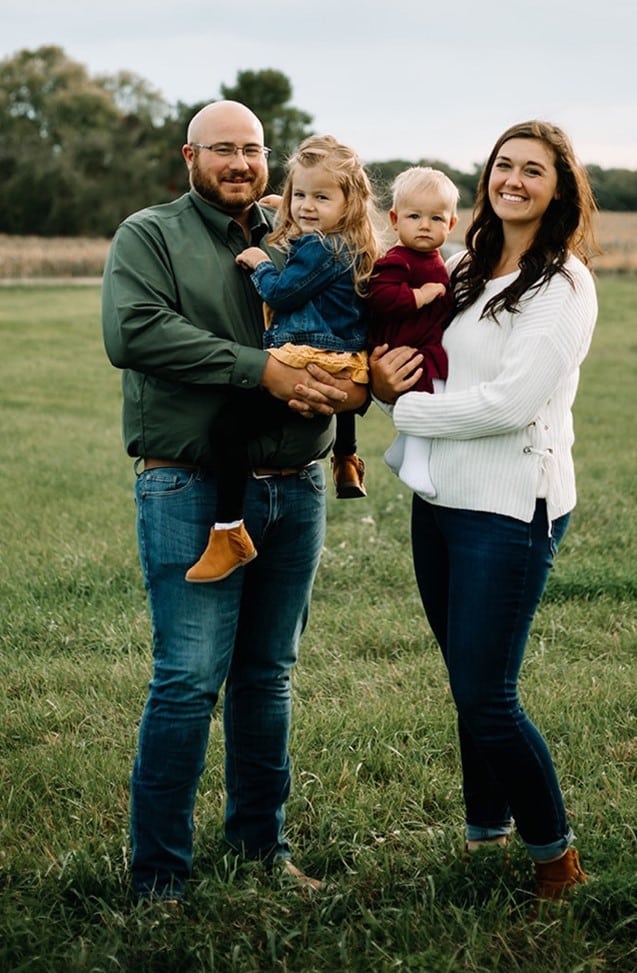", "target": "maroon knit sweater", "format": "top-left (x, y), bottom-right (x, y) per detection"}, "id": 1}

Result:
top-left (367, 246), bottom-right (454, 392)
